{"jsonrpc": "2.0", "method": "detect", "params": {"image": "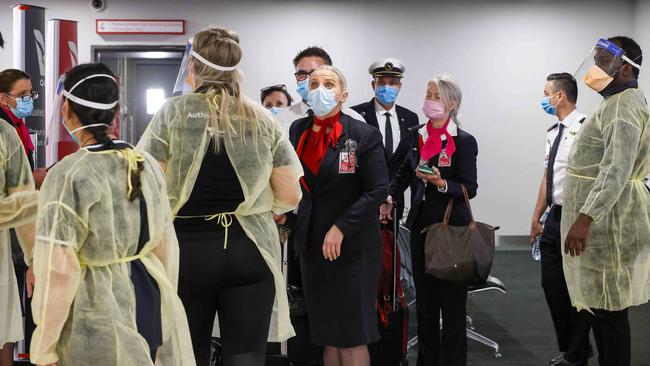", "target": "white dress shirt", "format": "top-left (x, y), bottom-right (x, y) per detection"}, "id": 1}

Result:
top-left (374, 100), bottom-right (401, 153)
top-left (544, 109), bottom-right (586, 205)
